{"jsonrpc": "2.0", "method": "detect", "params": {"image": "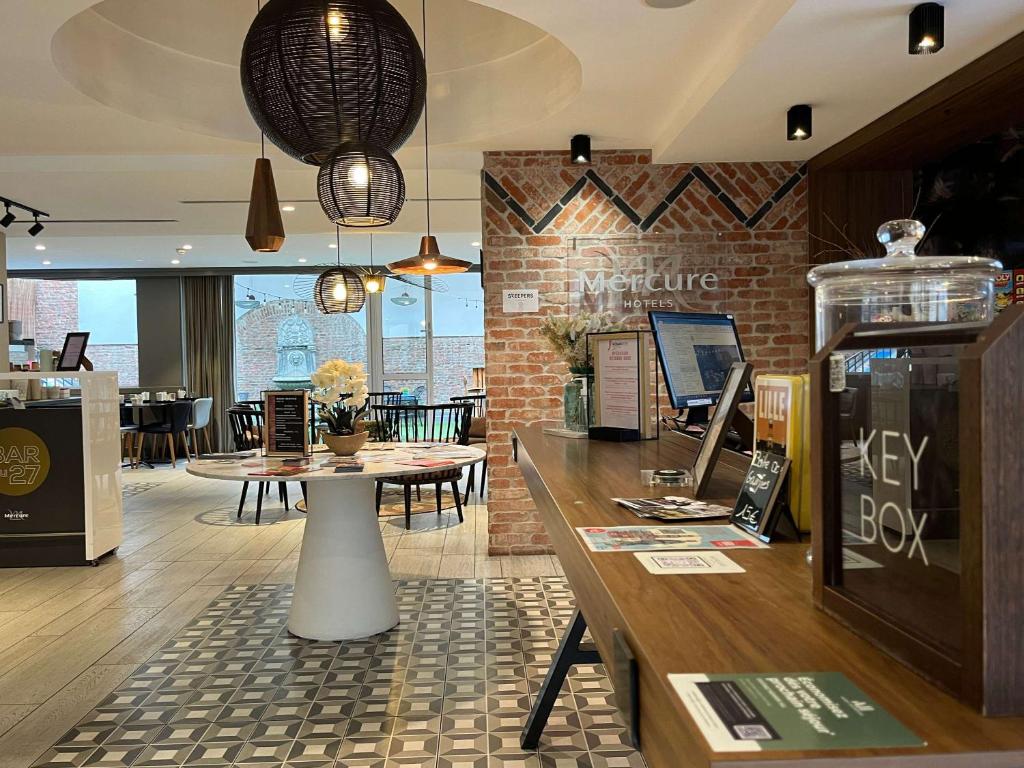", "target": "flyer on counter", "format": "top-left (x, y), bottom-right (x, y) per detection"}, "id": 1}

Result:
top-left (635, 551), bottom-right (745, 575)
top-left (613, 496), bottom-right (732, 522)
top-left (576, 525), bottom-right (768, 552)
top-left (669, 672), bottom-right (924, 753)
